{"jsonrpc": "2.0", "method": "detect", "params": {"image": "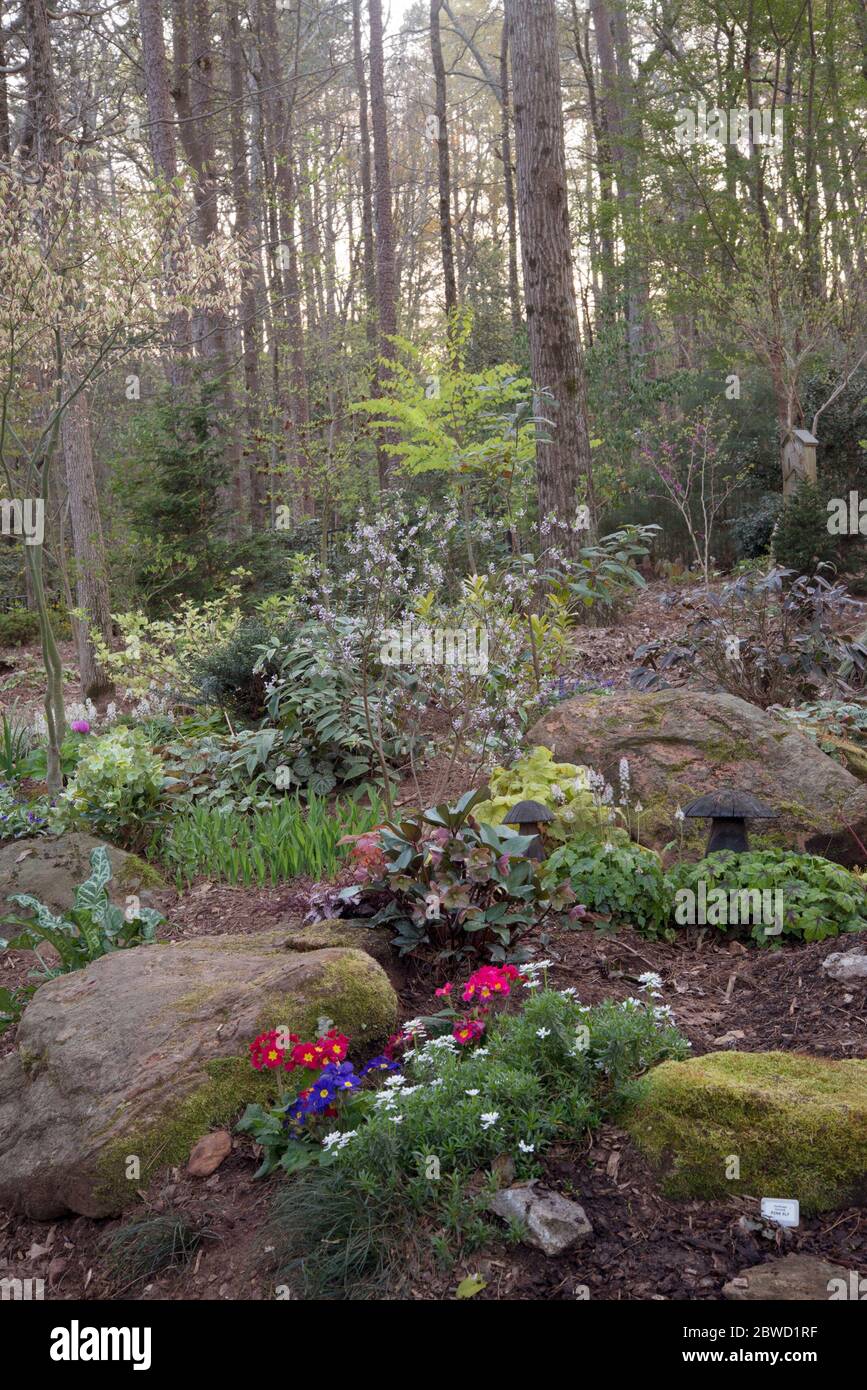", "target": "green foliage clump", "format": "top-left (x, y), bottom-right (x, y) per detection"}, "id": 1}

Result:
top-left (0, 845), bottom-right (163, 979)
top-left (770, 700), bottom-right (867, 780)
top-left (53, 727), bottom-right (165, 850)
top-left (351, 790), bottom-right (577, 964)
top-left (728, 492), bottom-right (782, 560)
top-left (269, 984), bottom-right (689, 1298)
top-left (155, 794), bottom-right (384, 888)
top-left (772, 482), bottom-right (842, 575)
top-left (668, 849), bottom-right (867, 943)
top-left (0, 607), bottom-right (39, 646)
top-left (472, 745), bottom-right (603, 843)
top-left (188, 616), bottom-right (277, 722)
top-left (544, 833), bottom-right (671, 939)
